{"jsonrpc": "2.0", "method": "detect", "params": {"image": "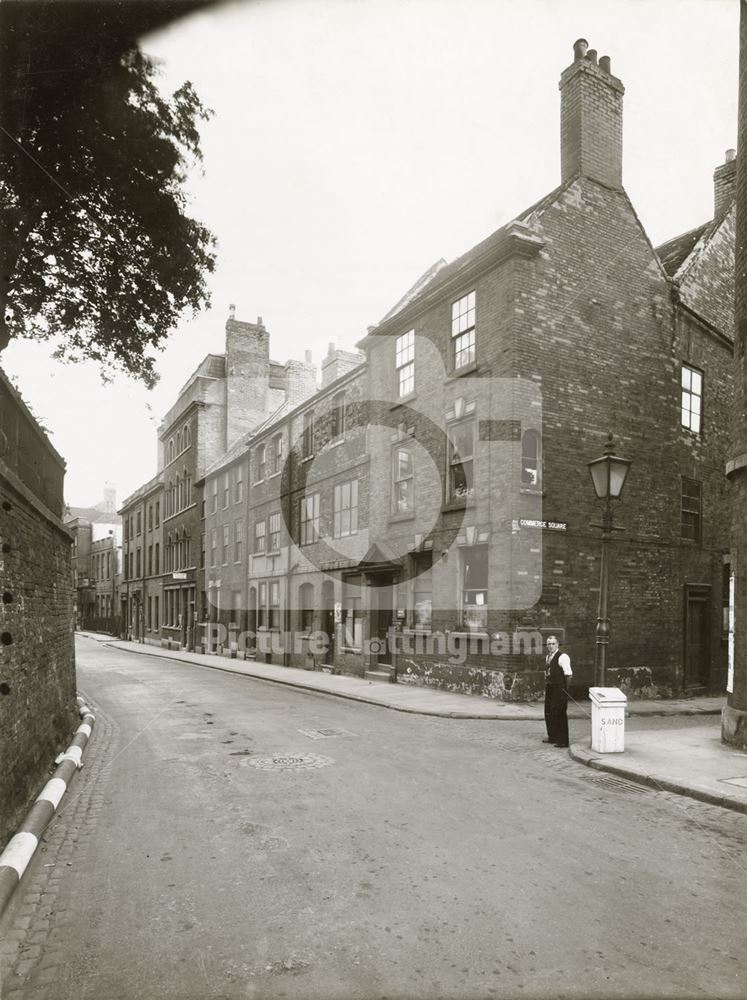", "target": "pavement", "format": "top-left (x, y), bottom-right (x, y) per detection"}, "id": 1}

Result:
top-left (78, 631), bottom-right (747, 814)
